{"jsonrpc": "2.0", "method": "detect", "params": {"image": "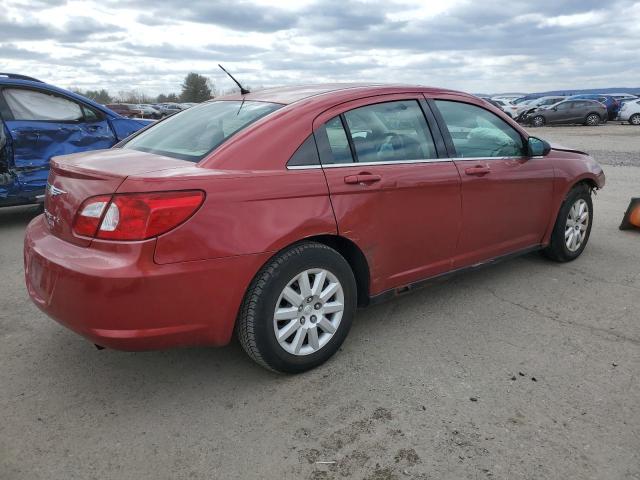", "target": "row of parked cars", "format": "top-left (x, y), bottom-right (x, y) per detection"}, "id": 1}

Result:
top-left (105, 102), bottom-right (198, 119)
top-left (484, 92), bottom-right (640, 127)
